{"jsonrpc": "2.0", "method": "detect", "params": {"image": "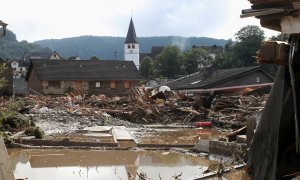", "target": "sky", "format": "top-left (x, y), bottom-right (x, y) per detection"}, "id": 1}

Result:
top-left (1, 0), bottom-right (280, 42)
